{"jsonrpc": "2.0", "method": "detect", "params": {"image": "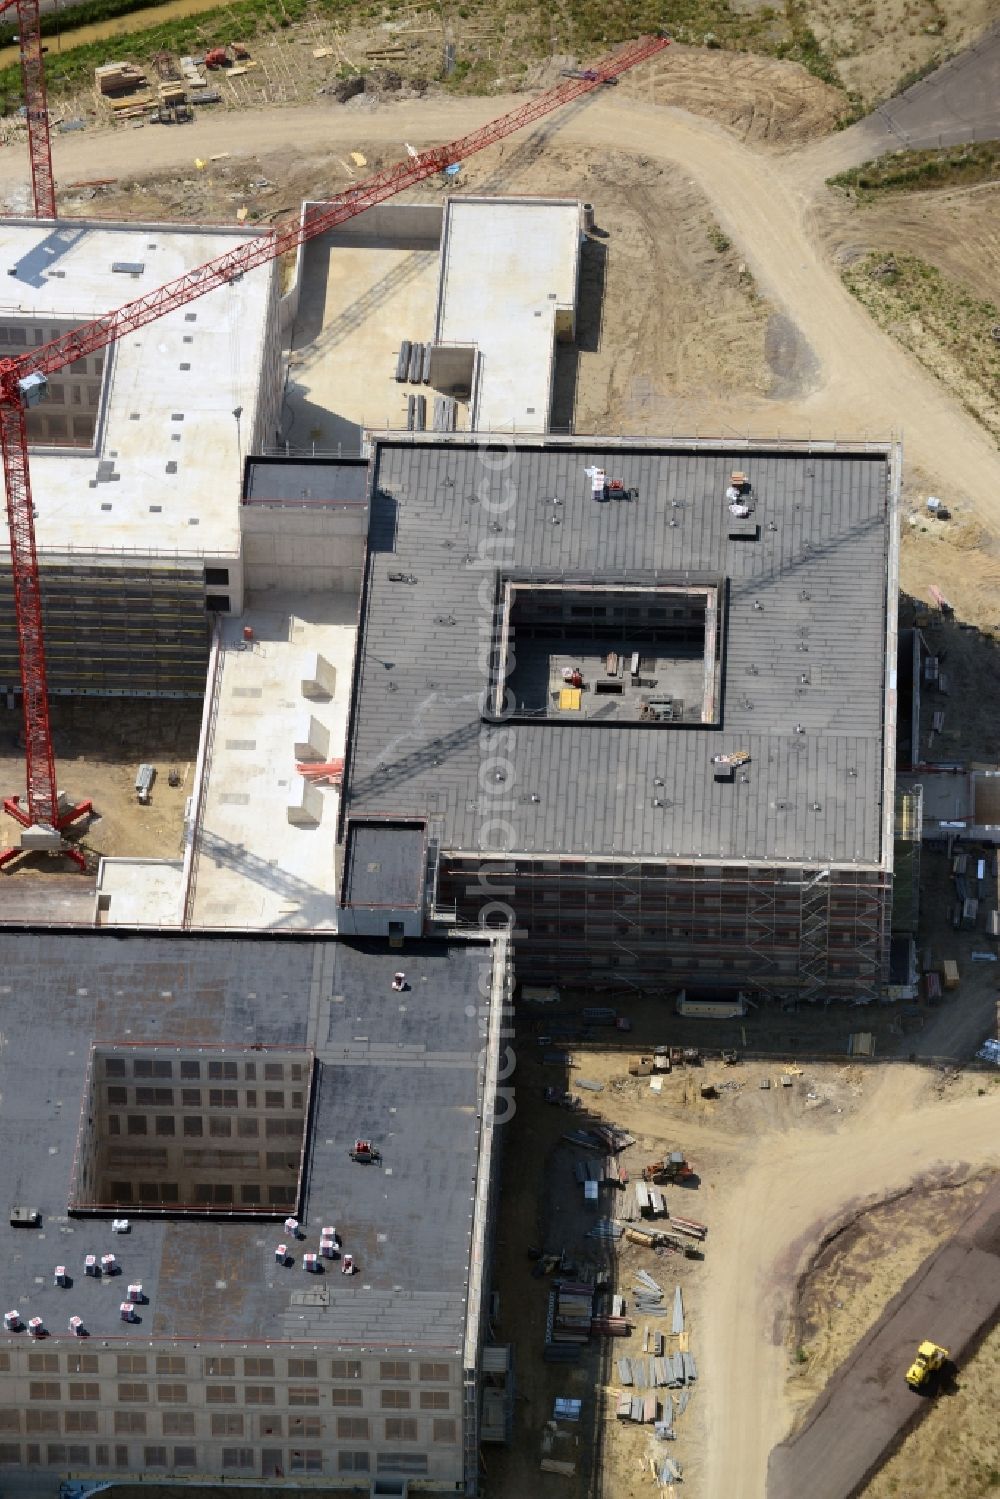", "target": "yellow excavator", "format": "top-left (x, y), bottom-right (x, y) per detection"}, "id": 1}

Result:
top-left (905, 1341), bottom-right (949, 1391)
